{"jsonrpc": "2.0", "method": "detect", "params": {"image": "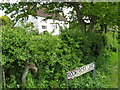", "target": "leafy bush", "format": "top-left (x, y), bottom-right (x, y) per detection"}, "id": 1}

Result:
top-left (60, 29), bottom-right (109, 67)
top-left (27, 34), bottom-right (85, 88)
top-left (2, 25), bottom-right (110, 88)
top-left (2, 25), bottom-right (37, 88)
top-left (2, 25), bottom-right (34, 67)
top-left (0, 16), bottom-right (12, 26)
top-left (68, 71), bottom-right (107, 88)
